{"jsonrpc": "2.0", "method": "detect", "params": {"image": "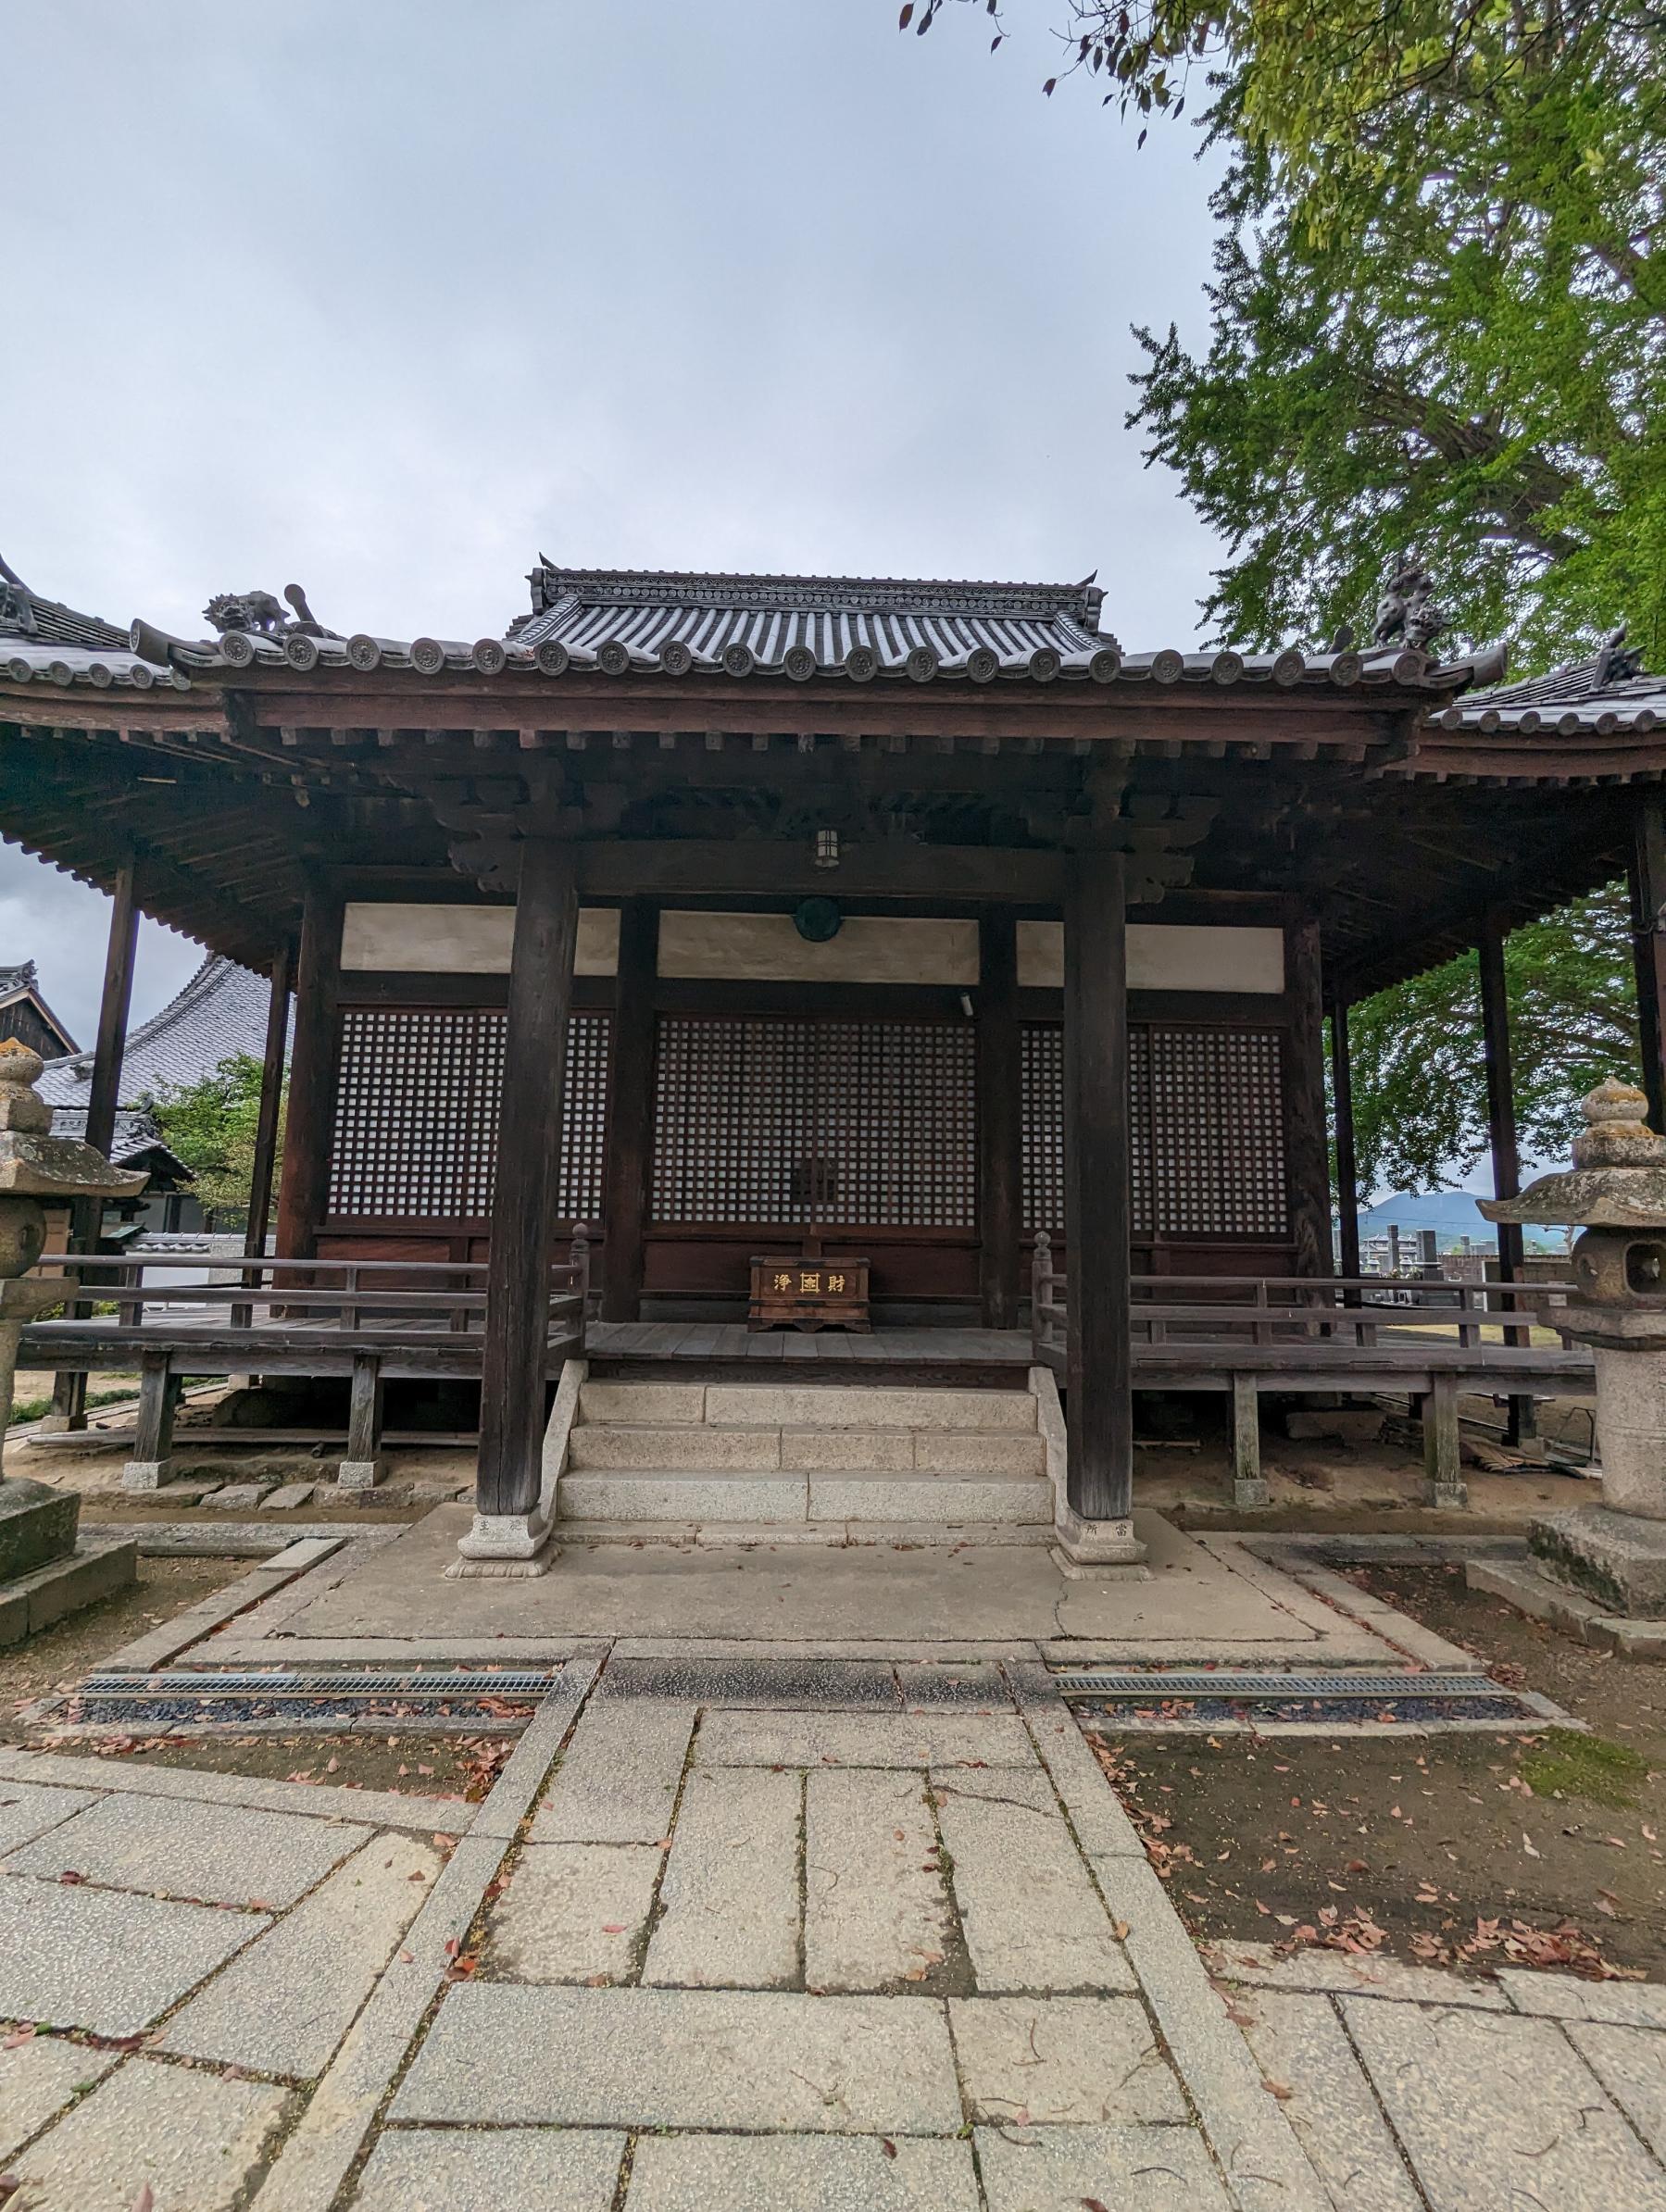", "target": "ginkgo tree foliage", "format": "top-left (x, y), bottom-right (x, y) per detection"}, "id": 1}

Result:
top-left (910, 0), bottom-right (1663, 1192)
